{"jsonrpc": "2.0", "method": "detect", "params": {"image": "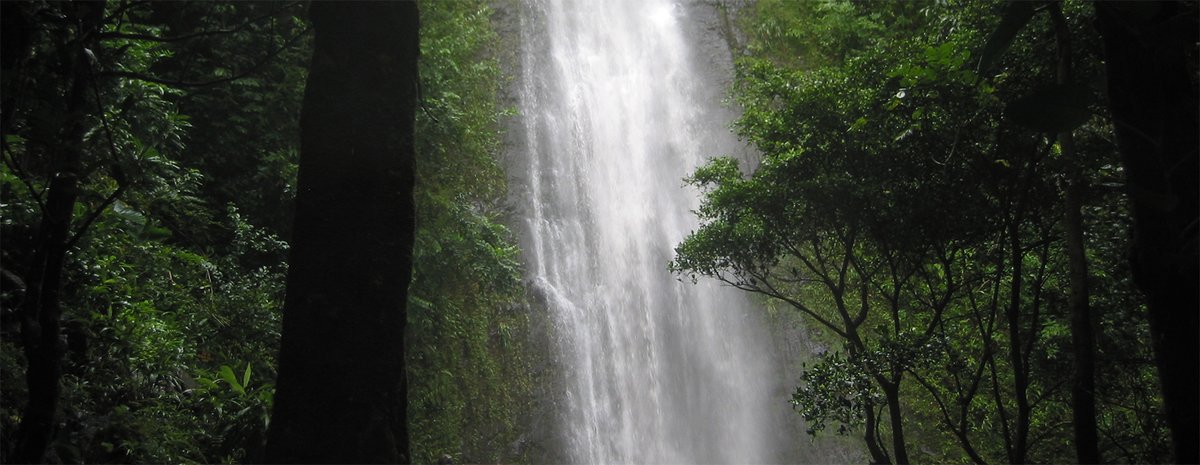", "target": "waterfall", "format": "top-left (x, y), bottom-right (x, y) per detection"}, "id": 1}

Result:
top-left (508, 1), bottom-right (791, 462)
